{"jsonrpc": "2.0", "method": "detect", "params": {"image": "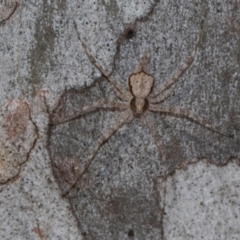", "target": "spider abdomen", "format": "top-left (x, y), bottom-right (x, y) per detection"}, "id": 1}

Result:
top-left (130, 97), bottom-right (149, 116)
